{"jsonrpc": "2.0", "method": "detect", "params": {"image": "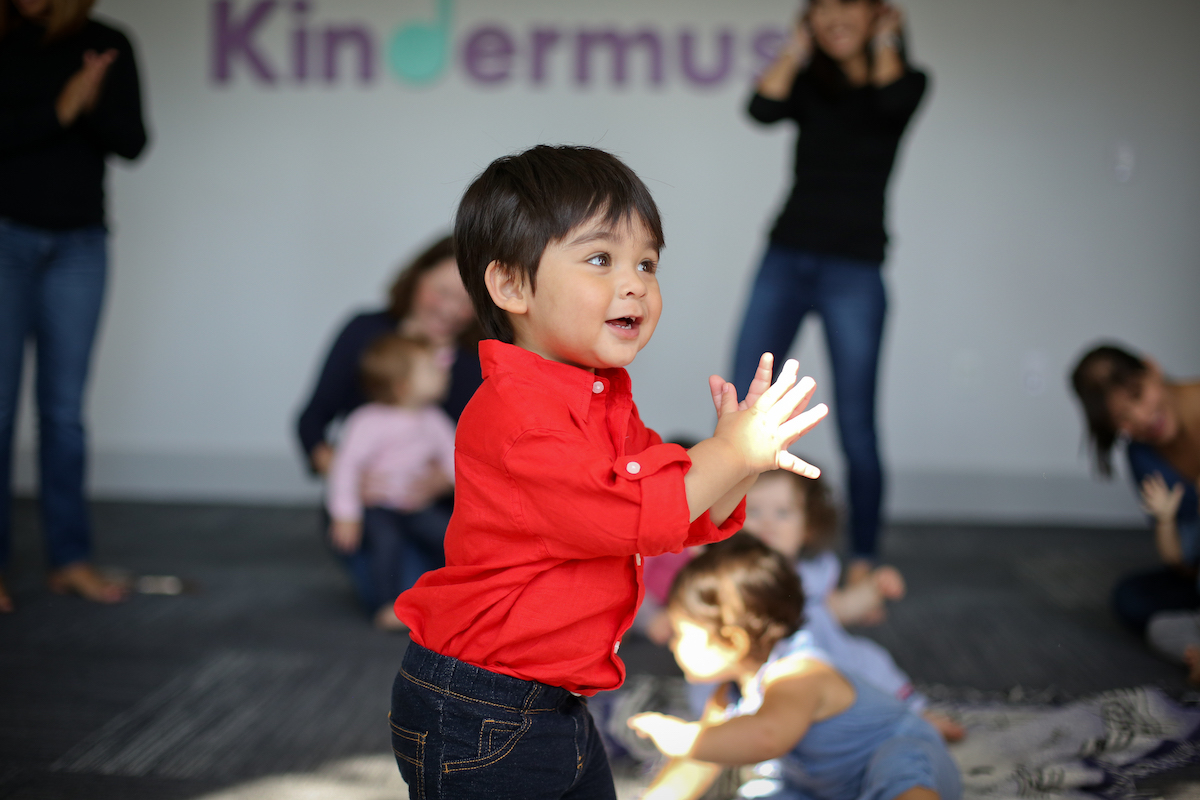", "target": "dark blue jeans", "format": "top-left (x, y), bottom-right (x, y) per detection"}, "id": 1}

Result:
top-left (733, 244), bottom-right (887, 560)
top-left (0, 218), bottom-right (108, 570)
top-left (391, 642), bottom-right (616, 800)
